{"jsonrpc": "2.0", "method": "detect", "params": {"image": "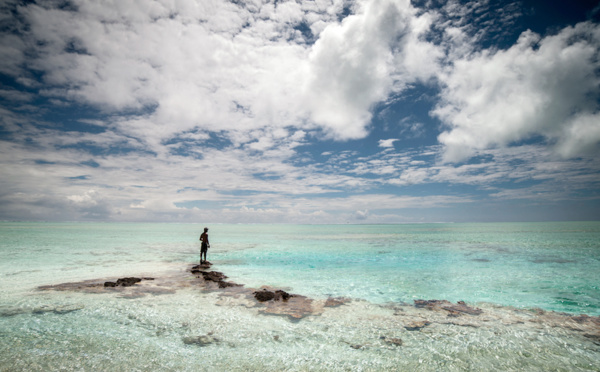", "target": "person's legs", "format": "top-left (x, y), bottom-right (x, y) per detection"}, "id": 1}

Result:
top-left (200, 248), bottom-right (207, 263)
